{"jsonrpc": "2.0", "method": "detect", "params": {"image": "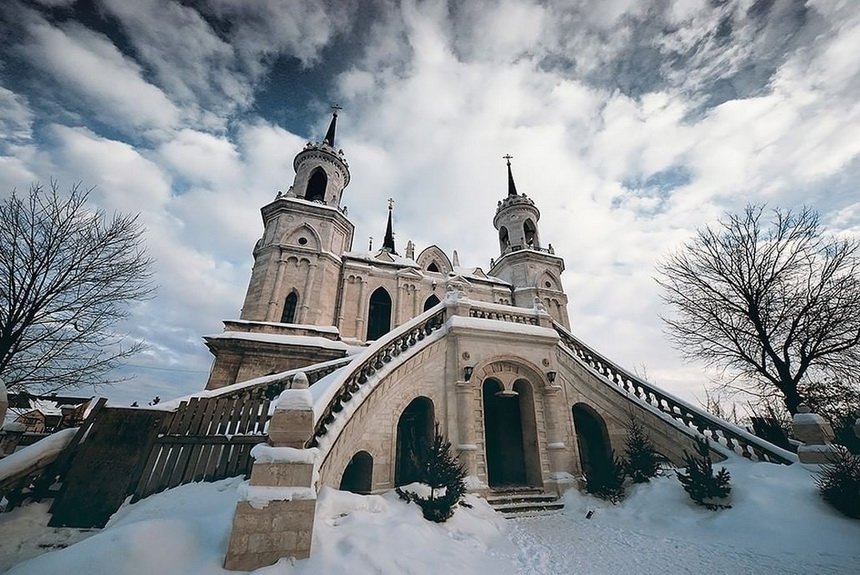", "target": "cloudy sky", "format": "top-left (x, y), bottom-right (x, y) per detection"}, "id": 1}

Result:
top-left (1, 0), bottom-right (859, 407)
